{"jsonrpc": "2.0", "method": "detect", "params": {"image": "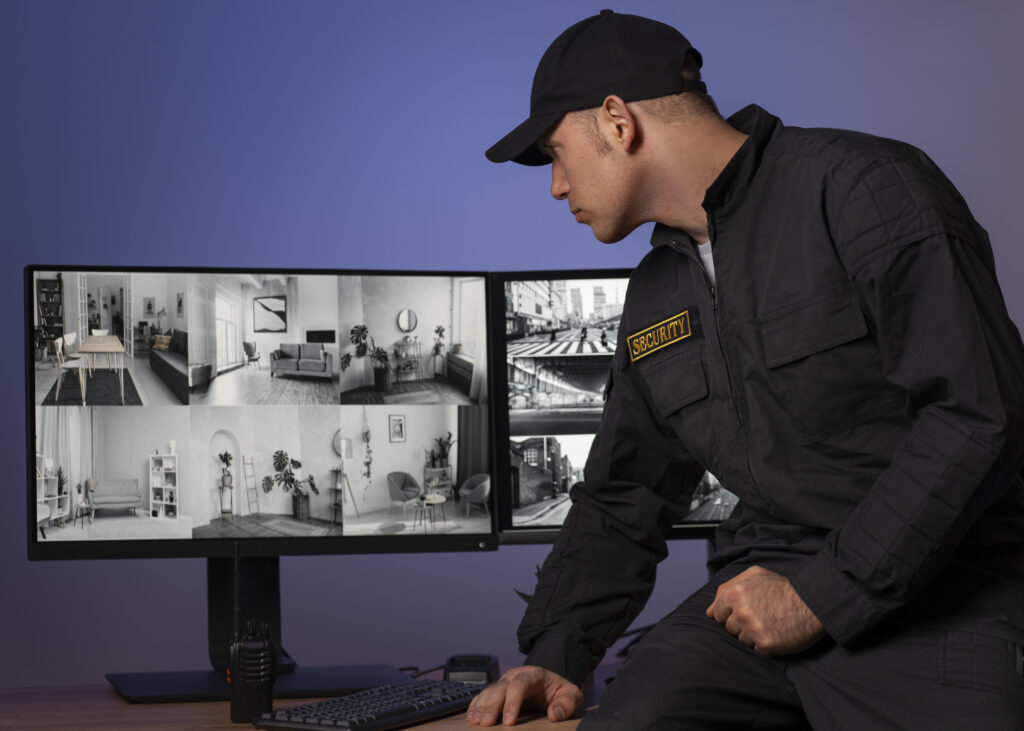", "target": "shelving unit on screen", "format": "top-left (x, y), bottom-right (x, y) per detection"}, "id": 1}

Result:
top-left (149, 453), bottom-right (179, 519)
top-left (35, 275), bottom-right (64, 361)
